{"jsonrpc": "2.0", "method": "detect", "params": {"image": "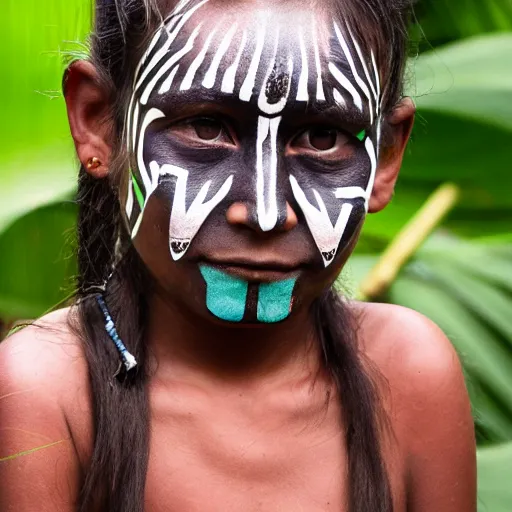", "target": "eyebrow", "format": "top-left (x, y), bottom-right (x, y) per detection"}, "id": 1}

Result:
top-left (303, 95), bottom-right (371, 128)
top-left (145, 85), bottom-right (371, 129)
top-left (145, 87), bottom-right (262, 125)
